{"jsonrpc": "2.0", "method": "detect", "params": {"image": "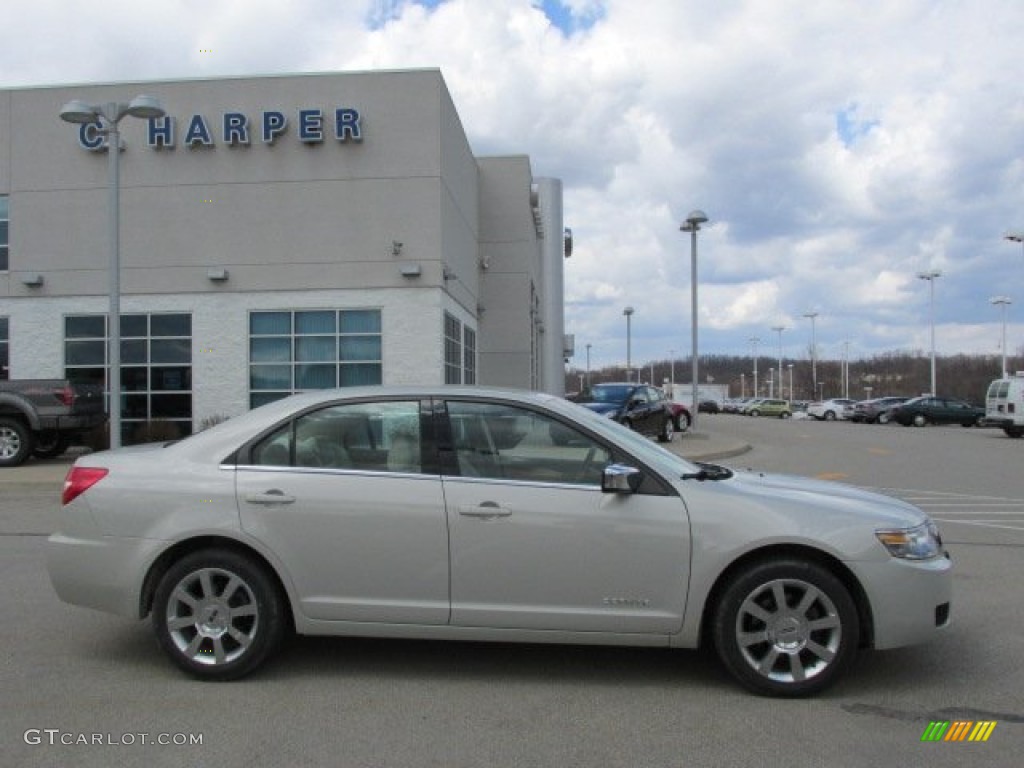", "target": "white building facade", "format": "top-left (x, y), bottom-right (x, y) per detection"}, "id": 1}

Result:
top-left (0, 70), bottom-right (567, 442)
